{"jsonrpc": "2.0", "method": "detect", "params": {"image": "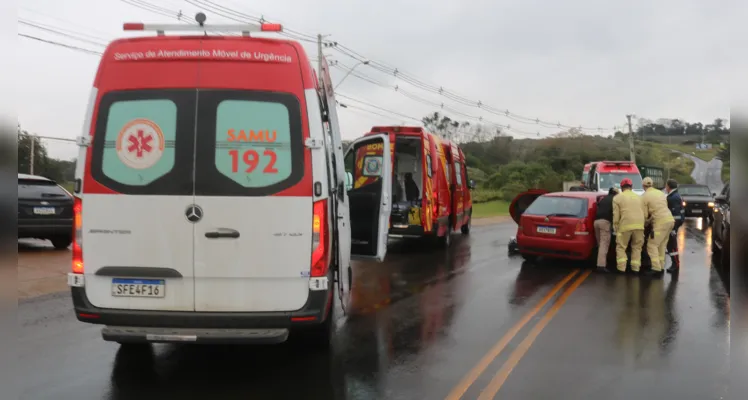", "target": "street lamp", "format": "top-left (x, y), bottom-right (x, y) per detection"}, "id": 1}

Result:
top-left (335, 60), bottom-right (370, 89)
